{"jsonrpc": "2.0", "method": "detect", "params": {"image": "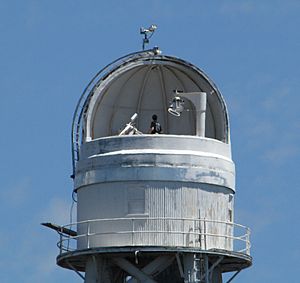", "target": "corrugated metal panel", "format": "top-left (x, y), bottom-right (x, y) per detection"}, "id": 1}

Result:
top-left (76, 181), bottom-right (234, 250)
top-left (148, 184), bottom-right (165, 245)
